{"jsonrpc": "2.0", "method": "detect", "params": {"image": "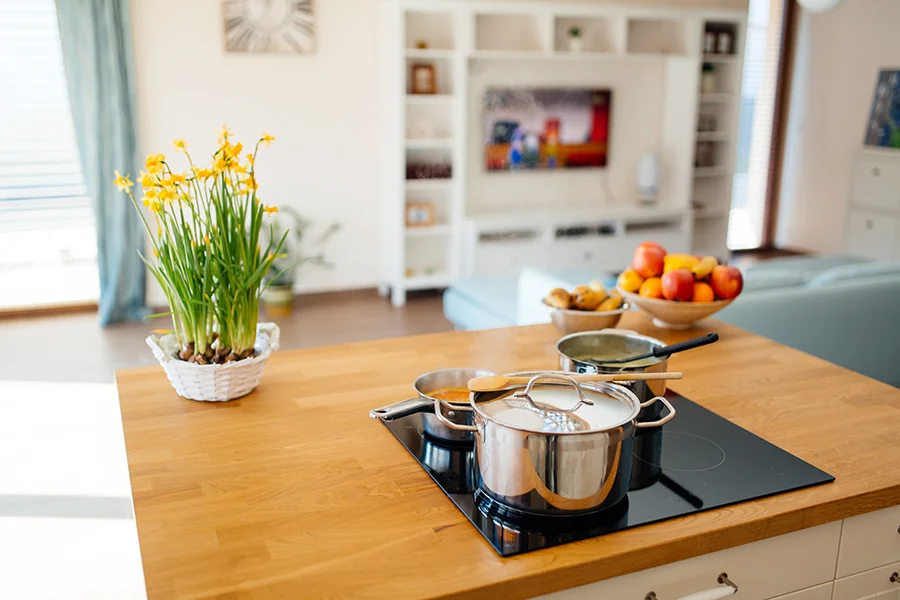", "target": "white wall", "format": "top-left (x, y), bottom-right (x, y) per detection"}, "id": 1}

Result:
top-left (776, 0), bottom-right (900, 252)
top-left (130, 0), bottom-right (379, 304)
